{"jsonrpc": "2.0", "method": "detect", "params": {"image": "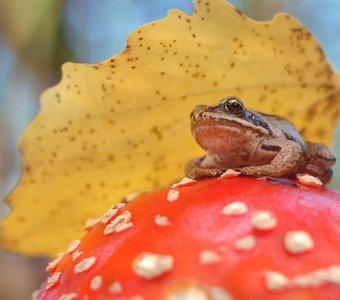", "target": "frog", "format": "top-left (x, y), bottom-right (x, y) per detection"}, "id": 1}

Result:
top-left (185, 96), bottom-right (336, 184)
